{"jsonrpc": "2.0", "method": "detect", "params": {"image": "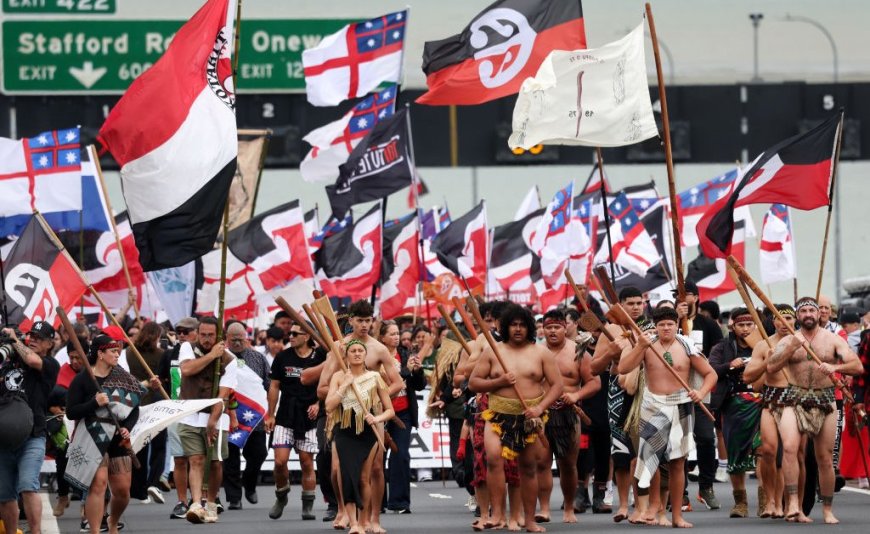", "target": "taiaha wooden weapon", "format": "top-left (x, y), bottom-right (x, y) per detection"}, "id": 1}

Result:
top-left (565, 270), bottom-right (616, 342)
top-left (465, 297), bottom-right (550, 449)
top-left (57, 305), bottom-right (141, 468)
top-left (726, 255), bottom-right (855, 404)
top-left (273, 296), bottom-right (326, 348)
top-left (437, 304), bottom-right (475, 357)
top-left (452, 296), bottom-right (479, 339)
